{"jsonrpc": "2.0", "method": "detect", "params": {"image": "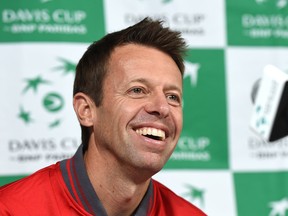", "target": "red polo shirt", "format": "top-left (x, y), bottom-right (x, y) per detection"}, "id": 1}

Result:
top-left (0, 145), bottom-right (206, 216)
